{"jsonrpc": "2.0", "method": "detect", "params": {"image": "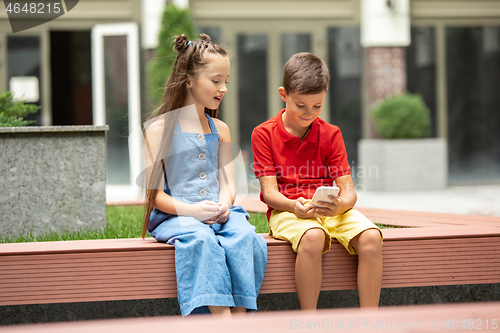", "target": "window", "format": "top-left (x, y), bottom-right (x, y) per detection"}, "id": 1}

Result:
top-left (446, 26), bottom-right (500, 184)
top-left (406, 27), bottom-right (437, 137)
top-left (103, 35), bottom-right (130, 184)
top-left (281, 33), bottom-right (311, 75)
top-left (327, 27), bottom-right (362, 173)
top-left (7, 36), bottom-right (42, 125)
top-left (237, 34), bottom-right (268, 154)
